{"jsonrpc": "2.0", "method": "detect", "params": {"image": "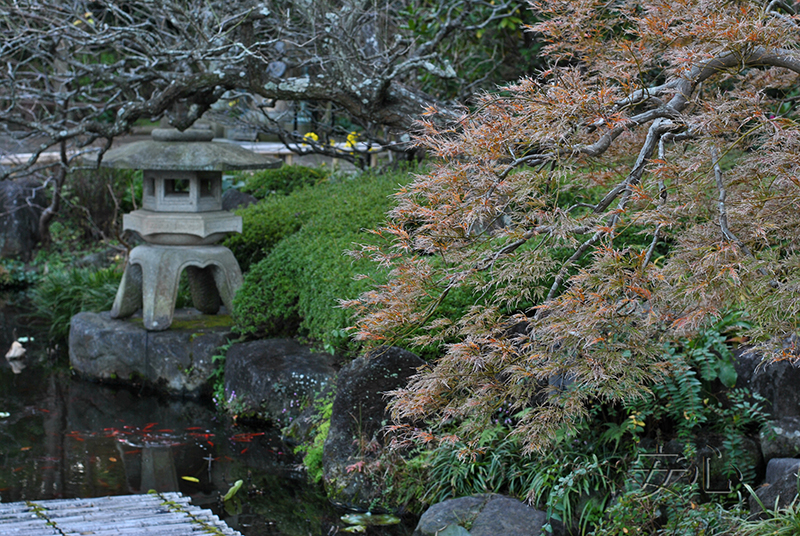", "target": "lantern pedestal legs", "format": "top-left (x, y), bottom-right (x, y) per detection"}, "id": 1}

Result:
top-left (111, 244), bottom-right (243, 331)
